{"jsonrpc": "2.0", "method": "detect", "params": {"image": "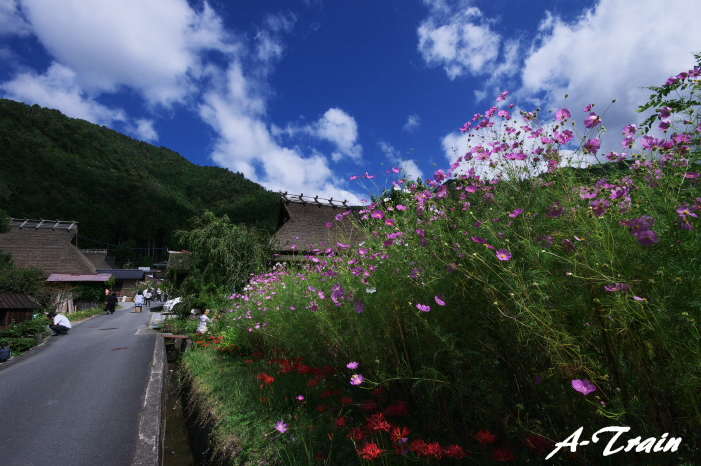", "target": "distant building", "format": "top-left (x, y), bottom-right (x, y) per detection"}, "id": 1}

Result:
top-left (96, 269), bottom-right (145, 296)
top-left (0, 293), bottom-right (42, 328)
top-left (0, 219), bottom-right (96, 276)
top-left (271, 193), bottom-right (364, 261)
